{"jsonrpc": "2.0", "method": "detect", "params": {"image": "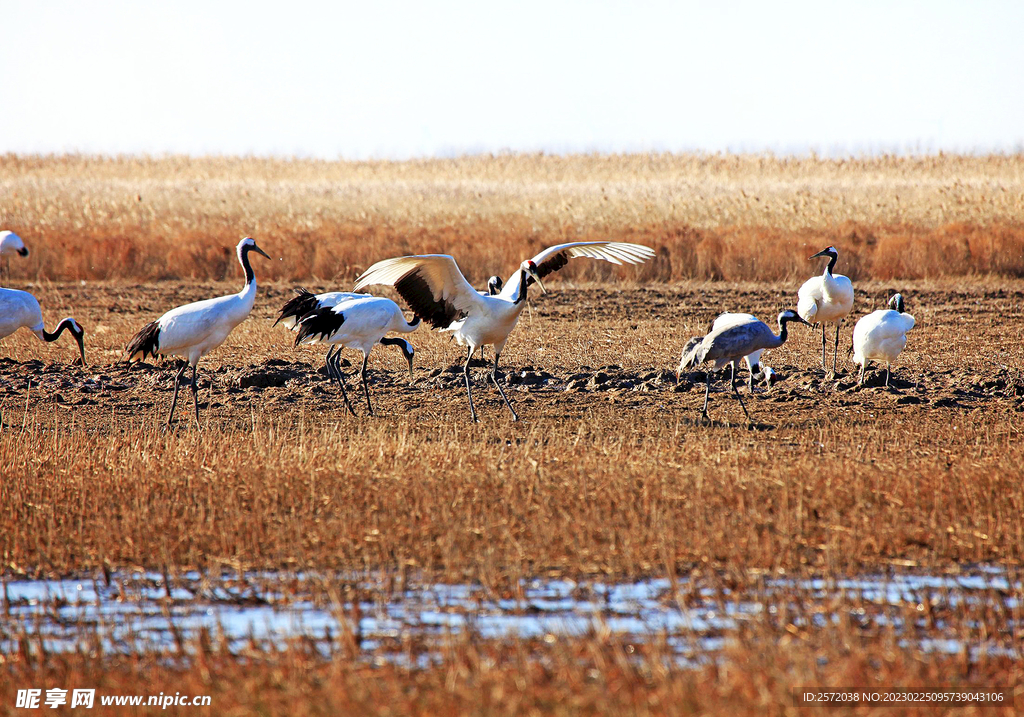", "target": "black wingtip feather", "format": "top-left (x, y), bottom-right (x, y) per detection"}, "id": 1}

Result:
top-left (275, 287), bottom-right (319, 327)
top-left (125, 321), bottom-right (160, 362)
top-left (294, 306), bottom-right (345, 346)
